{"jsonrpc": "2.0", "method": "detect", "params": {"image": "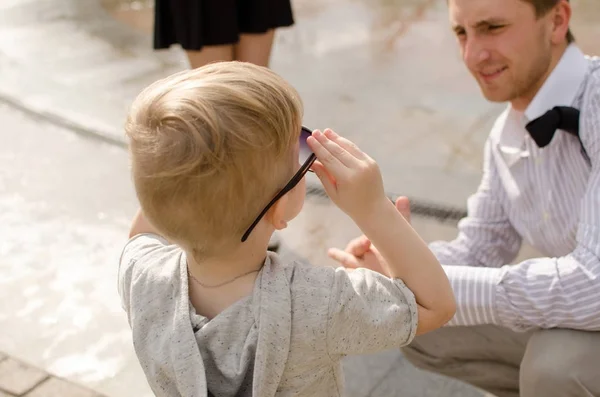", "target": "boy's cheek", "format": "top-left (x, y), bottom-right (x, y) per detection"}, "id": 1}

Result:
top-left (288, 180), bottom-right (307, 220)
